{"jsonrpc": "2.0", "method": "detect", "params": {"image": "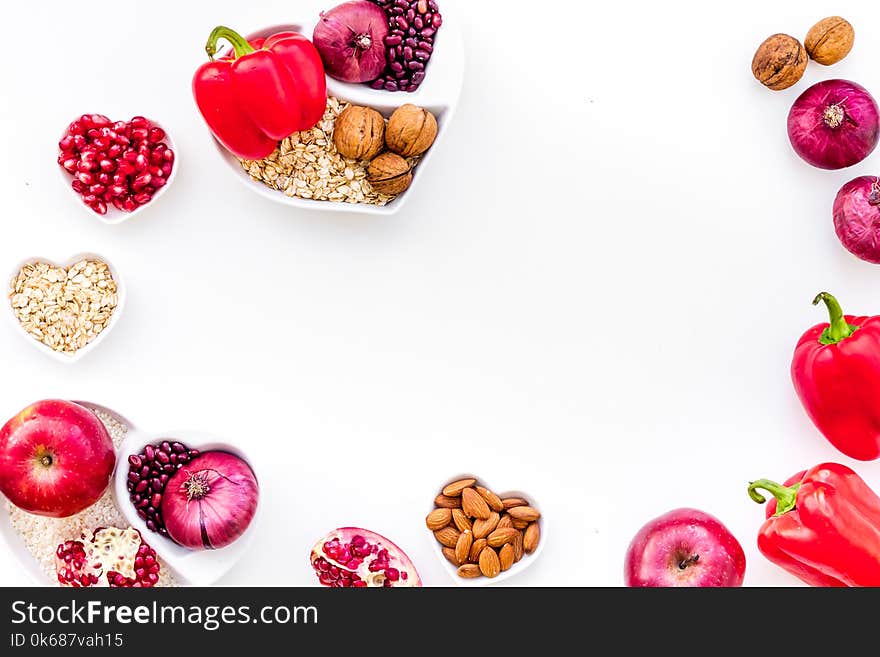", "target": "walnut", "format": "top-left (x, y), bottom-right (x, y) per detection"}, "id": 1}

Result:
top-left (367, 152), bottom-right (412, 195)
top-left (333, 105), bottom-right (386, 160)
top-left (385, 104), bottom-right (438, 157)
top-left (751, 33), bottom-right (807, 91)
top-left (805, 16), bottom-right (854, 66)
